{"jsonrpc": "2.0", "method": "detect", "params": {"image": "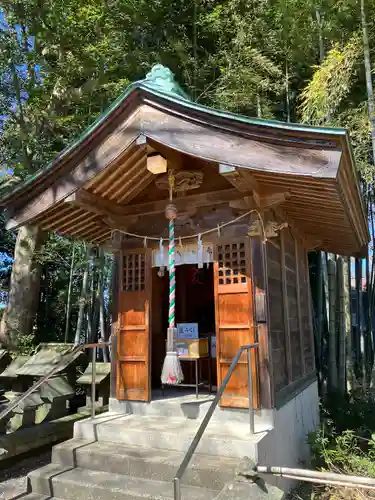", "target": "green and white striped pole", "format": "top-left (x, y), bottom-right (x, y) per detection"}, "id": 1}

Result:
top-left (168, 218), bottom-right (176, 329)
top-left (161, 171), bottom-right (183, 385)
